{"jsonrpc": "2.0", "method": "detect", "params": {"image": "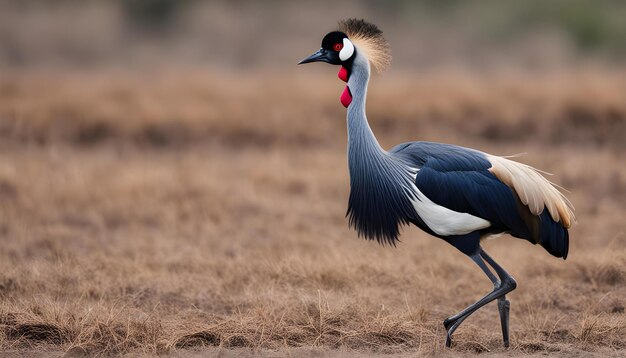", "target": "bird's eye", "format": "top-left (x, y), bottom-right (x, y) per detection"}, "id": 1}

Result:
top-left (333, 43), bottom-right (343, 52)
